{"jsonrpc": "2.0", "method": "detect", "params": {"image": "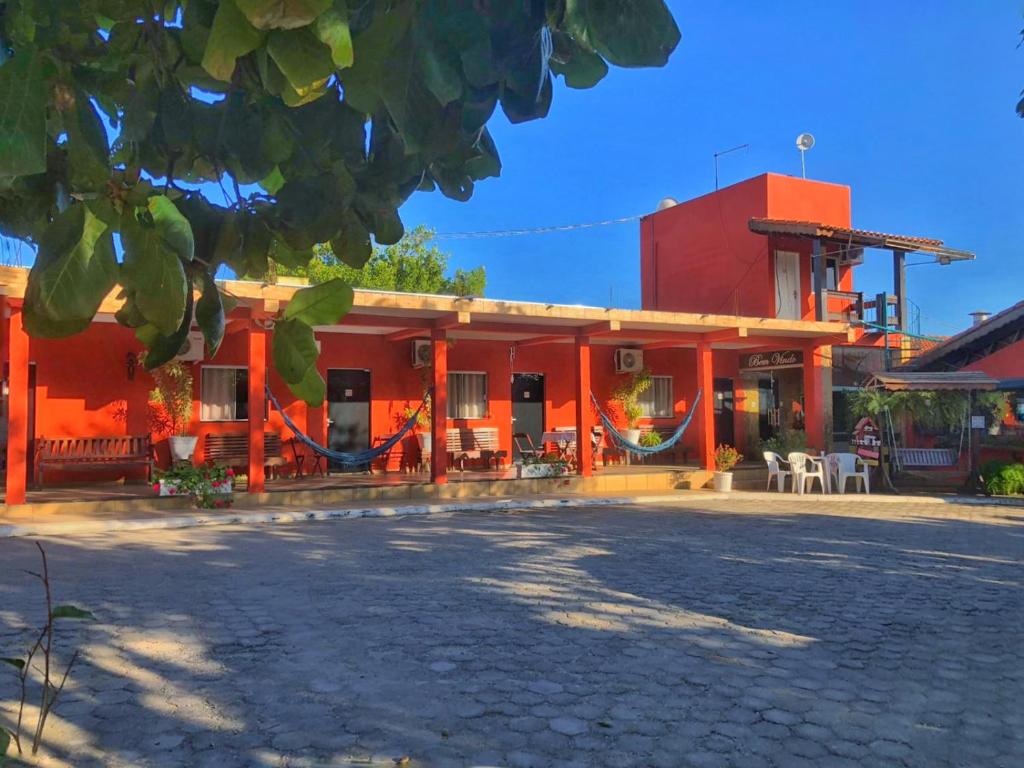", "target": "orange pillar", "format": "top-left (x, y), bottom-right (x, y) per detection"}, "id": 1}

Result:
top-left (247, 311), bottom-right (266, 493)
top-left (575, 335), bottom-right (592, 477)
top-left (5, 303), bottom-right (29, 505)
top-left (430, 329), bottom-right (448, 484)
top-left (695, 342), bottom-right (715, 471)
top-left (803, 342), bottom-right (826, 450)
